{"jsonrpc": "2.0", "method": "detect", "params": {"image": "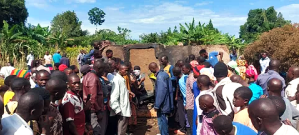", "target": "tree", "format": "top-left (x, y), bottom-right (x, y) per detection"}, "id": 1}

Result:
top-left (51, 11), bottom-right (83, 37)
top-left (239, 6), bottom-right (290, 43)
top-left (0, 0), bottom-right (28, 28)
top-left (88, 7), bottom-right (105, 28)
